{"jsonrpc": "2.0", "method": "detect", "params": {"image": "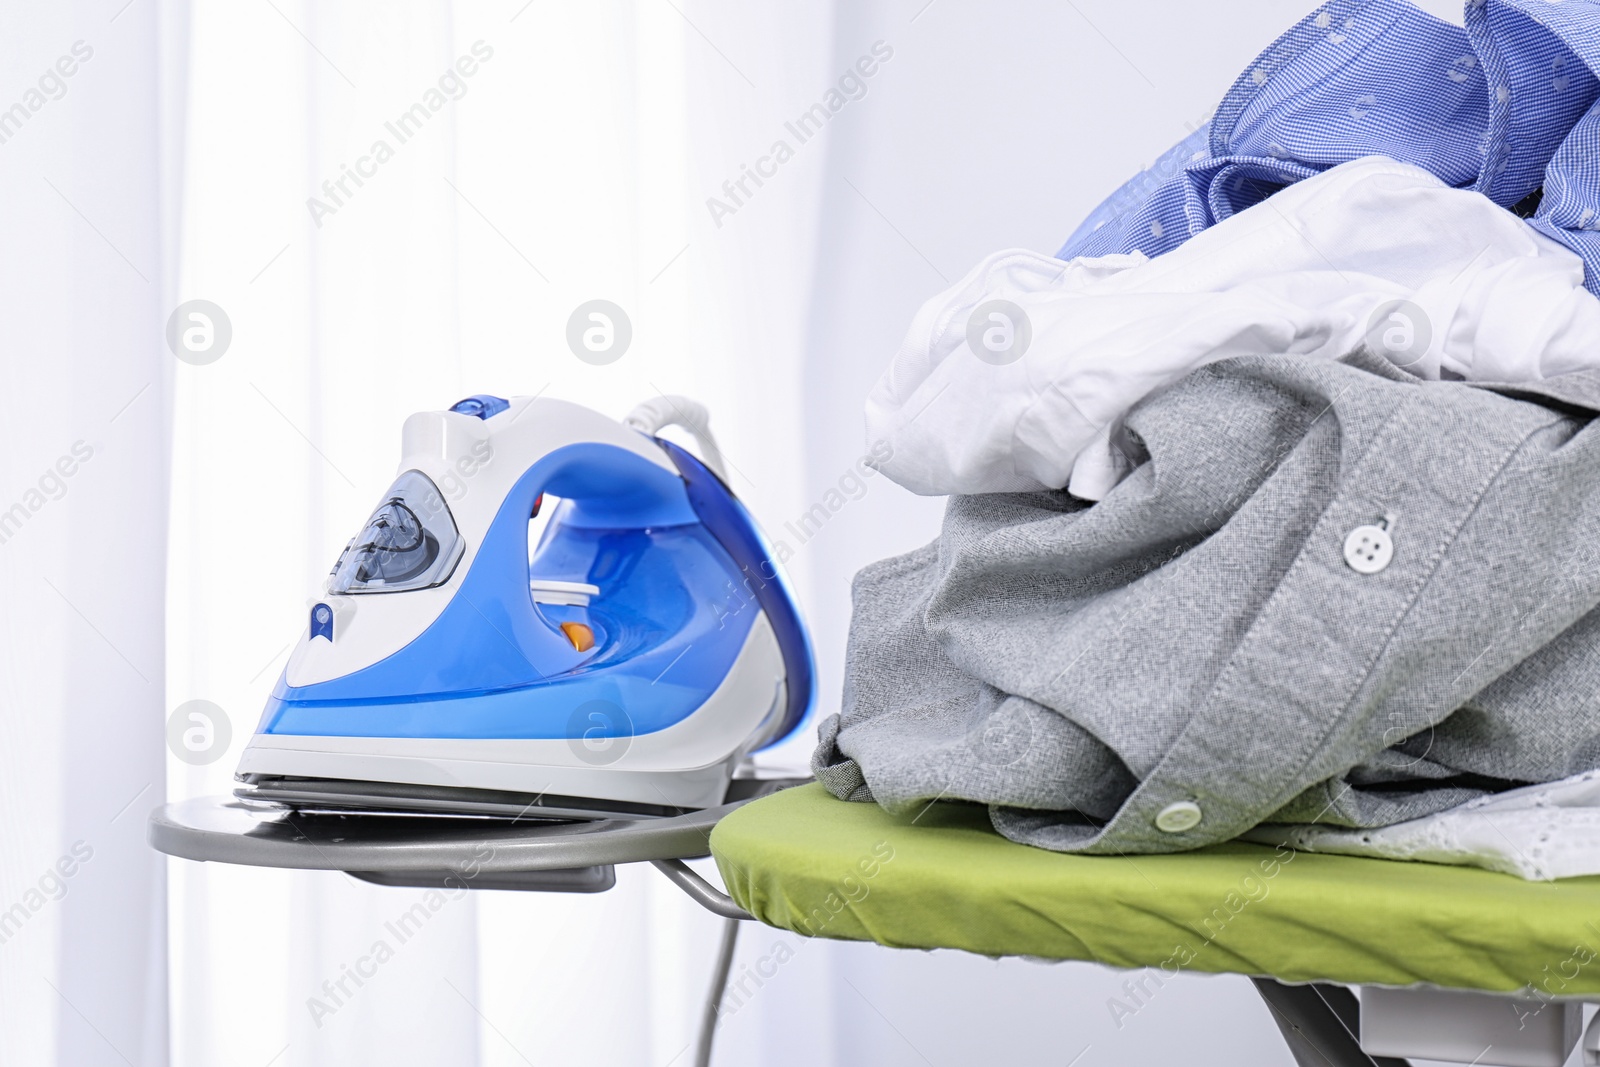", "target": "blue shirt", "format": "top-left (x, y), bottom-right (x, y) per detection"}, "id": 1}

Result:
top-left (1060, 0), bottom-right (1600, 295)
